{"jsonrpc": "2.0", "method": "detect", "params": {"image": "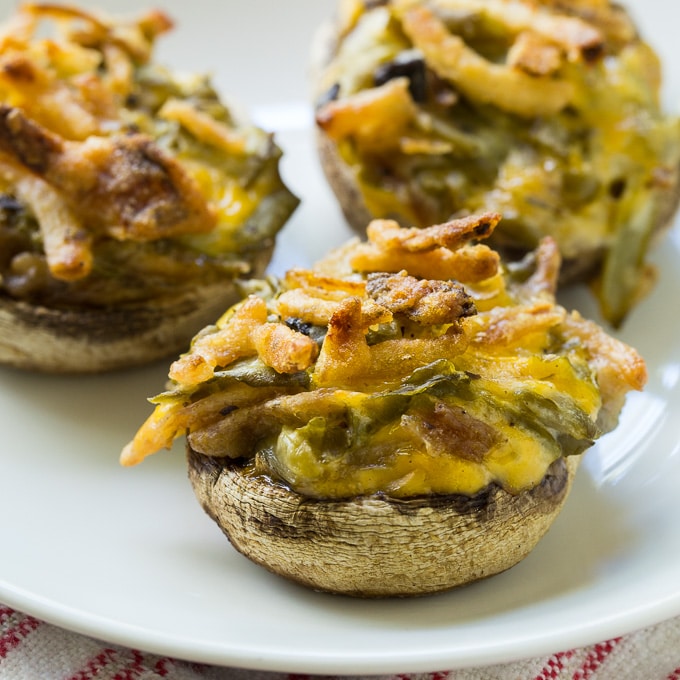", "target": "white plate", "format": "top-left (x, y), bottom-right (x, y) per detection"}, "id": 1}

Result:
top-left (1, 0), bottom-right (680, 674)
